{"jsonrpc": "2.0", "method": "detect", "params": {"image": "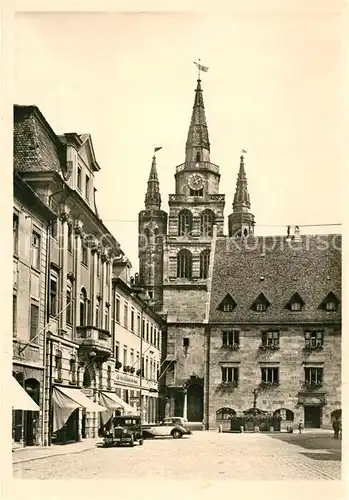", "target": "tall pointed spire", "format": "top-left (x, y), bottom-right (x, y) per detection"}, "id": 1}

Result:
top-left (145, 155), bottom-right (161, 210)
top-left (228, 154), bottom-right (255, 237)
top-left (185, 79), bottom-right (210, 165)
top-left (233, 155), bottom-right (251, 212)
